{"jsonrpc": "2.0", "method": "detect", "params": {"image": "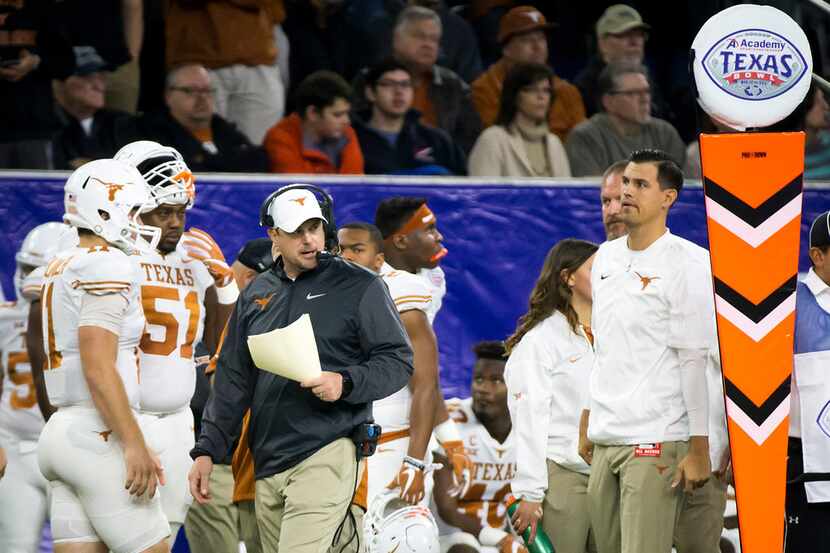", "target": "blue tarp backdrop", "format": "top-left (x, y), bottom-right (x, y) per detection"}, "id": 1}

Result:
top-left (1, 173), bottom-right (829, 399)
